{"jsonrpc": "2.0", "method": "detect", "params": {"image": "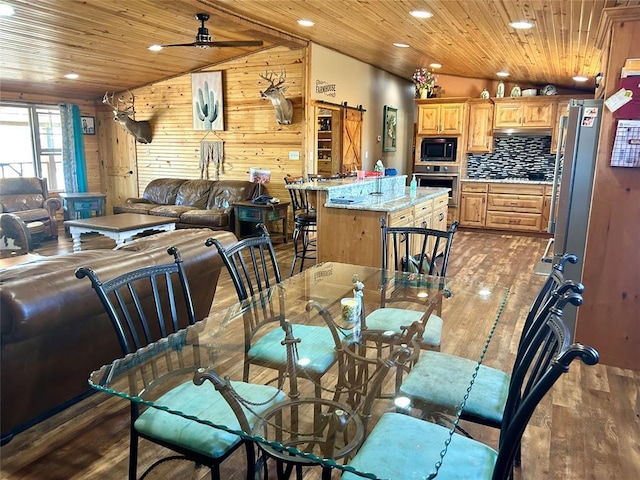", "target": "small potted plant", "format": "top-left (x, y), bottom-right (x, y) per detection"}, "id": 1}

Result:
top-left (412, 67), bottom-right (436, 99)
